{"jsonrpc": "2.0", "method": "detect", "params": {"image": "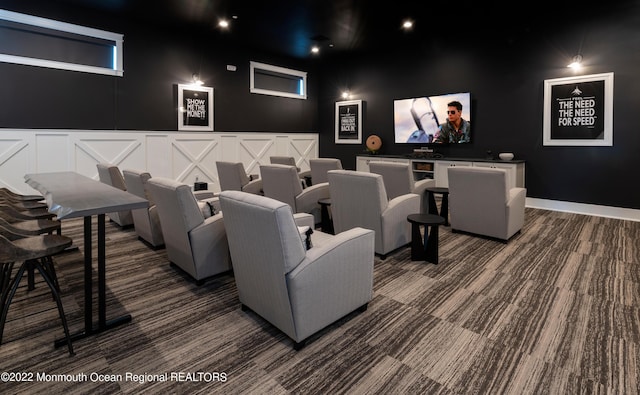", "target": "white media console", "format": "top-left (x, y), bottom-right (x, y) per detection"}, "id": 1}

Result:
top-left (356, 155), bottom-right (526, 191)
